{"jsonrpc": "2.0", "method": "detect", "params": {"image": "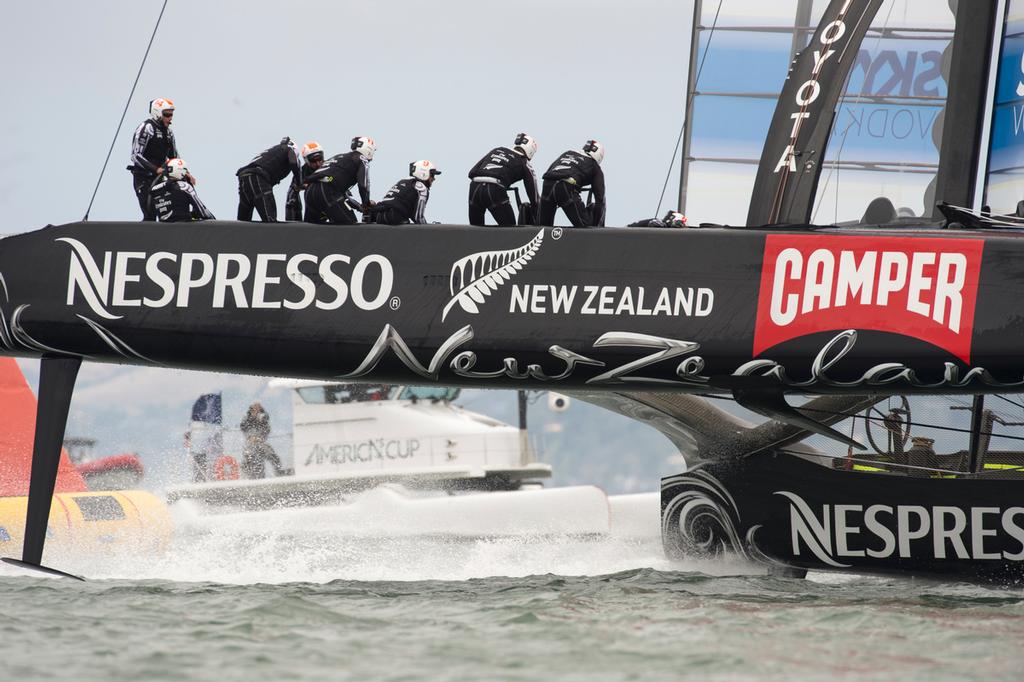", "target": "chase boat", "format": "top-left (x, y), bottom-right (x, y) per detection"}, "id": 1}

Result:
top-left (163, 383), bottom-right (658, 540)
